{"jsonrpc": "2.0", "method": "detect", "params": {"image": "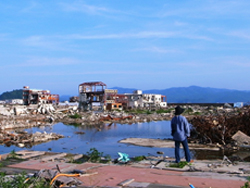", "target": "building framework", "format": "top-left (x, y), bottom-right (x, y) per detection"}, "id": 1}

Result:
top-left (78, 82), bottom-right (107, 111)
